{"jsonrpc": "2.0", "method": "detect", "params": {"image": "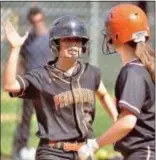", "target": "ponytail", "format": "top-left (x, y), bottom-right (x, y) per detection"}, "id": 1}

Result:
top-left (135, 42), bottom-right (155, 83)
